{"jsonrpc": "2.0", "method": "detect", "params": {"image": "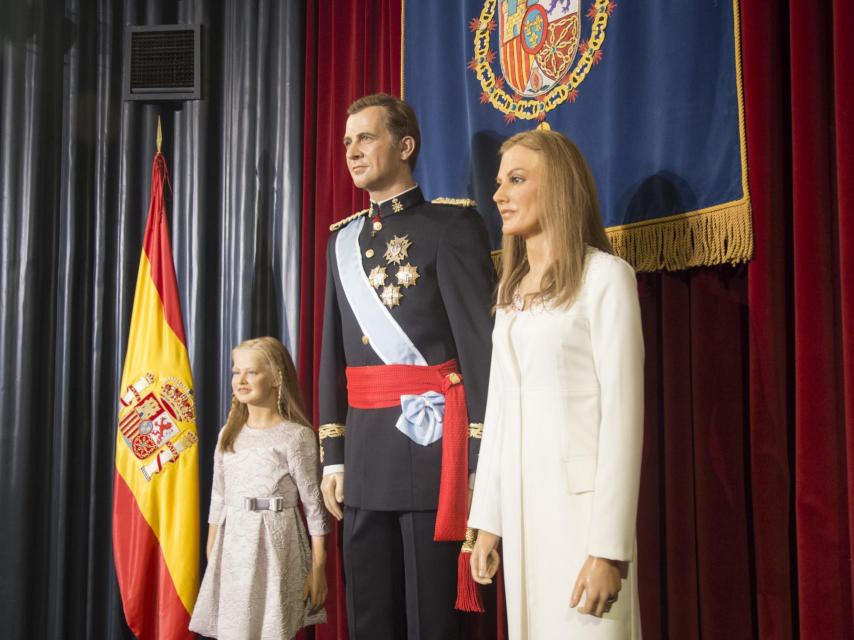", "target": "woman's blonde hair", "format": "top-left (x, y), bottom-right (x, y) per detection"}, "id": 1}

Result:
top-left (219, 336), bottom-right (312, 452)
top-left (496, 129), bottom-right (613, 309)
